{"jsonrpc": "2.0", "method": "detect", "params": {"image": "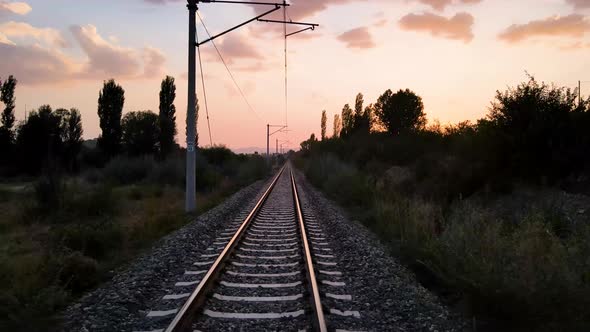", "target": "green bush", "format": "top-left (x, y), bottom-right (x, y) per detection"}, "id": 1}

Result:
top-left (34, 173), bottom-right (65, 213)
top-left (102, 156), bottom-right (155, 185)
top-left (58, 222), bottom-right (123, 260)
top-left (147, 158), bottom-right (184, 187)
top-left (305, 154), bottom-right (372, 206)
top-left (59, 252), bottom-right (99, 294)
